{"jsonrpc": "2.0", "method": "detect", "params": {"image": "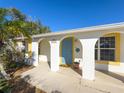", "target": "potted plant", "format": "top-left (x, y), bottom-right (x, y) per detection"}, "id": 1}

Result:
top-left (73, 62), bottom-right (79, 69)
